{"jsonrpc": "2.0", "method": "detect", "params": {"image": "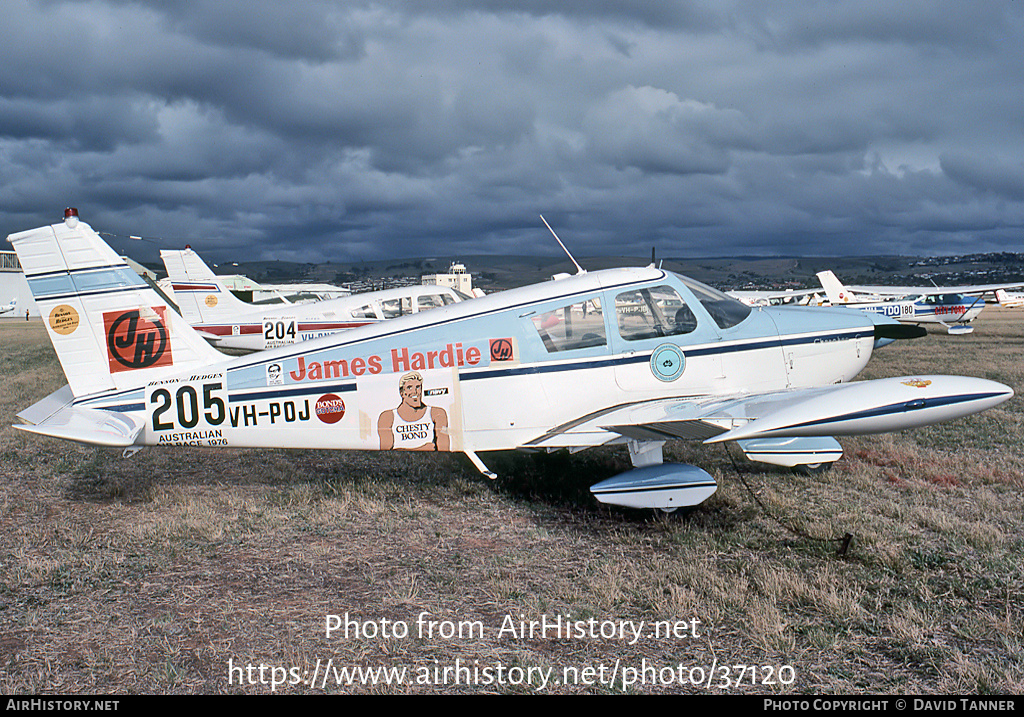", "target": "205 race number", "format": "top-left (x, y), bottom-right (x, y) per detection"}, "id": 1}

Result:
top-left (150, 381), bottom-right (226, 431)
